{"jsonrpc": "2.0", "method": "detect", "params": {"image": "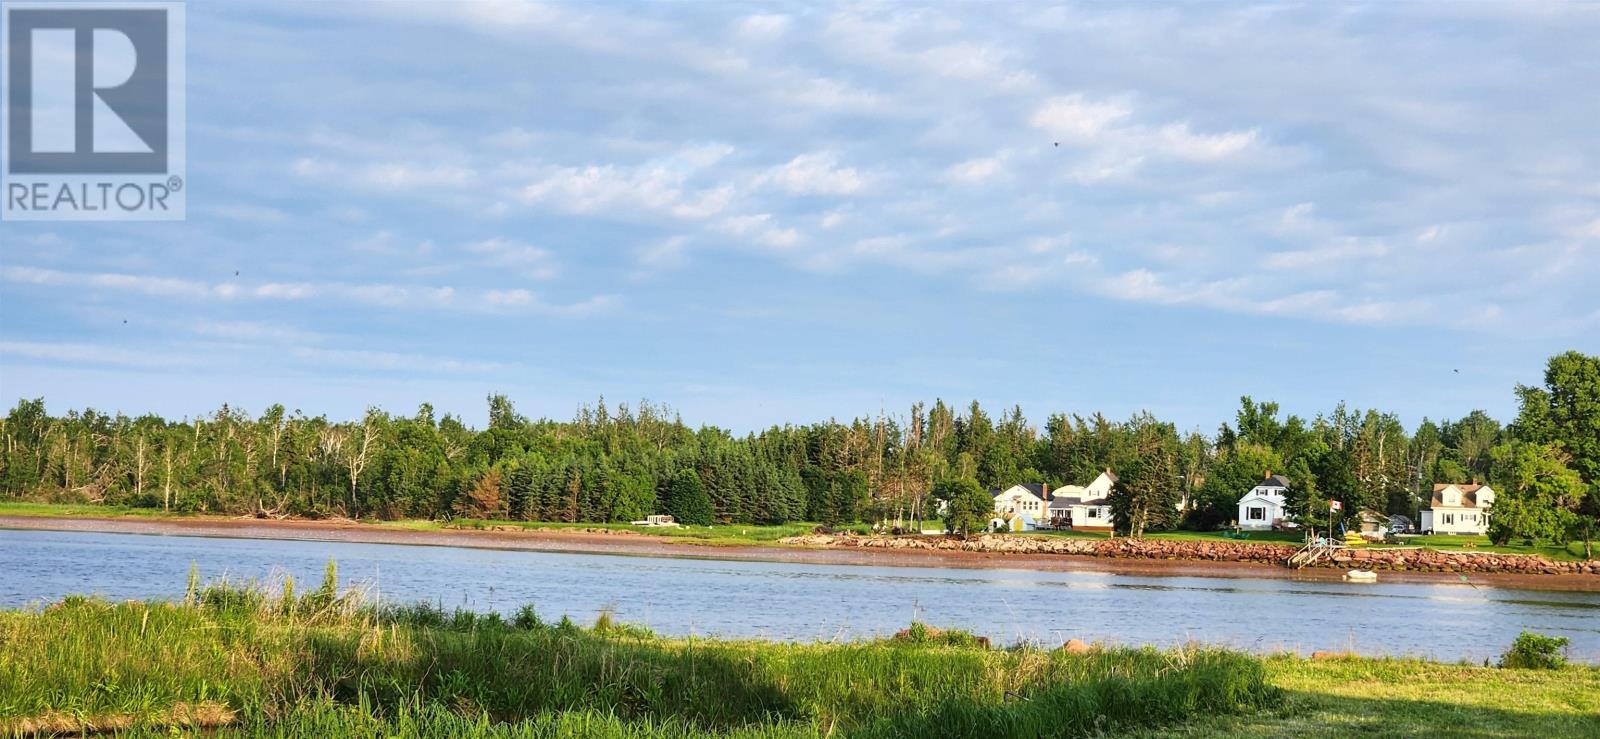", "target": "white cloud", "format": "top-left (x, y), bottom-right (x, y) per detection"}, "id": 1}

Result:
top-left (206, 204), bottom-right (288, 223)
top-left (1029, 95), bottom-right (1263, 174)
top-left (0, 266), bottom-right (613, 316)
top-left (718, 213), bottom-right (802, 249)
top-left (190, 320), bottom-right (323, 344)
top-left (1155, 123), bottom-right (1260, 162)
top-left (736, 13), bottom-right (790, 40)
top-left (462, 237), bottom-right (559, 279)
top-left (635, 236), bottom-right (690, 269)
top-left (0, 341), bottom-right (198, 369)
top-left (763, 152), bottom-right (868, 196)
top-left (292, 157), bottom-right (475, 192)
top-left (1265, 238), bottom-right (1389, 271)
top-left (1089, 269), bottom-right (1426, 326)
top-left (515, 145), bottom-right (738, 221)
top-left (292, 347), bottom-right (504, 374)
top-left (1031, 95), bottom-right (1133, 142)
top-left (942, 153), bottom-right (1009, 184)
top-left (353, 230), bottom-right (435, 258)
